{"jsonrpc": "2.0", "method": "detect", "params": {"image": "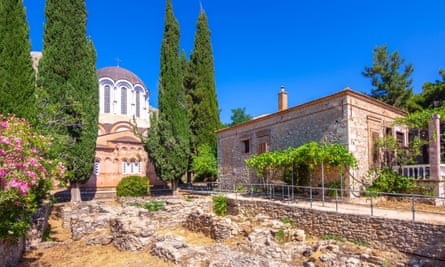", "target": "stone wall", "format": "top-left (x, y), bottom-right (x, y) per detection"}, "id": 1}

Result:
top-left (228, 198), bottom-right (445, 260)
top-left (217, 89), bottom-right (407, 193)
top-left (0, 237), bottom-right (25, 267)
top-left (0, 202), bottom-right (51, 267)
